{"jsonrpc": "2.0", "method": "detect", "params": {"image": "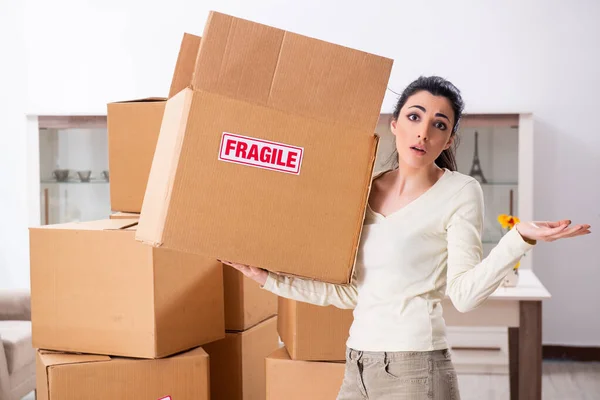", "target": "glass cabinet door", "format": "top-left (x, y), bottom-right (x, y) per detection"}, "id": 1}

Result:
top-left (455, 117), bottom-right (520, 249)
top-left (38, 116), bottom-right (110, 225)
